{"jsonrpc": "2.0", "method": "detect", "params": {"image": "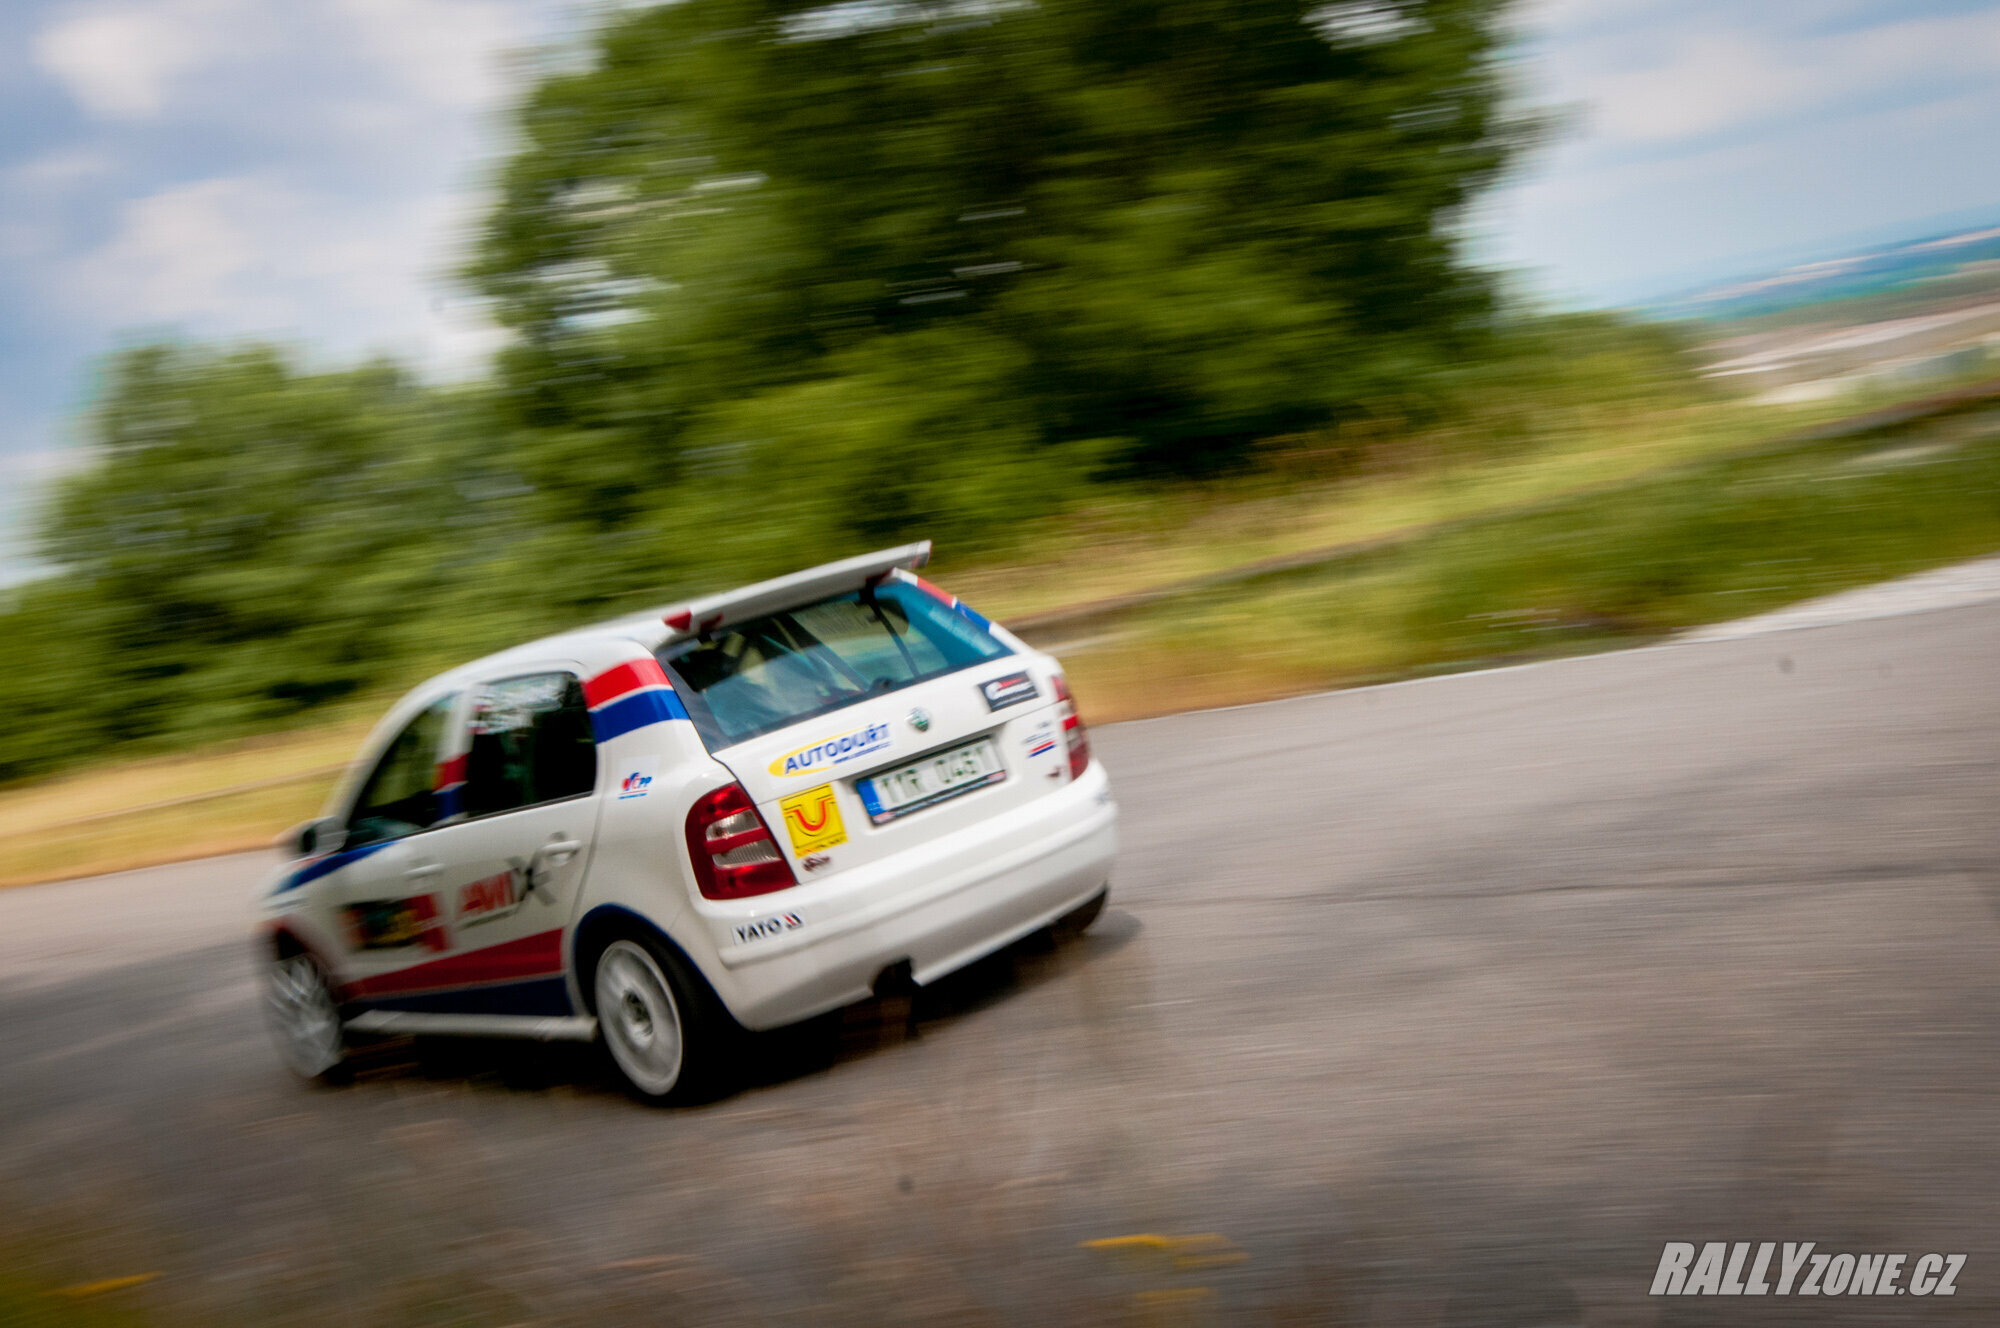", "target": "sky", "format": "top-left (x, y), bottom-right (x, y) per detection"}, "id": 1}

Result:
top-left (1483, 0), bottom-right (2000, 303)
top-left (5, 0), bottom-right (2000, 582)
